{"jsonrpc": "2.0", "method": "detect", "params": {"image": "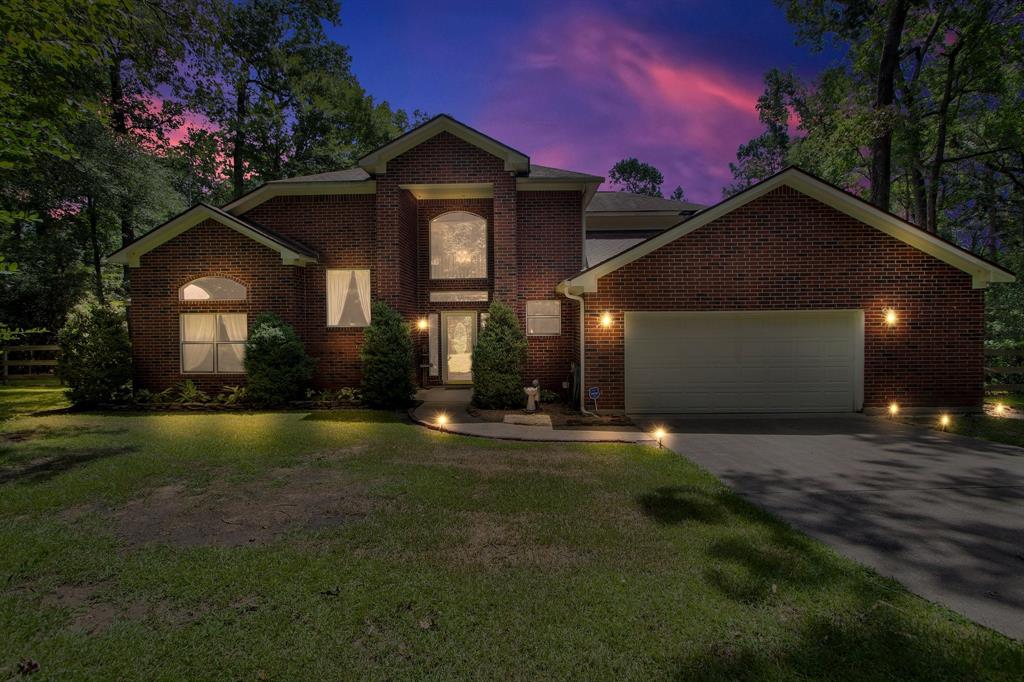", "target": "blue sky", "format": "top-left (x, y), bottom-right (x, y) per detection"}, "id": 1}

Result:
top-left (332, 0), bottom-right (839, 202)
